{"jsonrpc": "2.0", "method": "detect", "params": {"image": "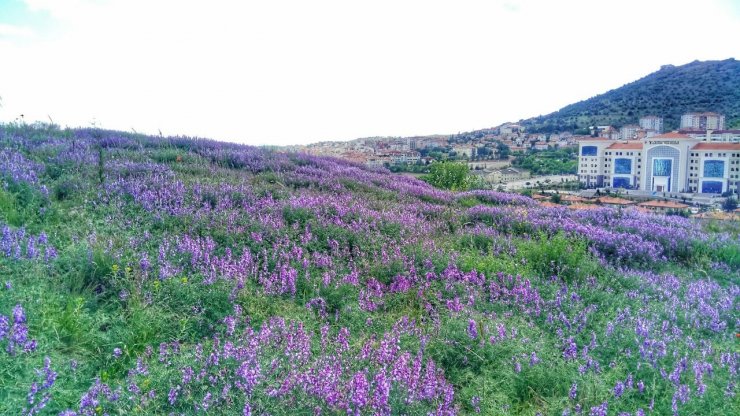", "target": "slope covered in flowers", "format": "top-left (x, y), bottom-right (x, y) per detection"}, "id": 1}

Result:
top-left (0, 123), bottom-right (738, 416)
